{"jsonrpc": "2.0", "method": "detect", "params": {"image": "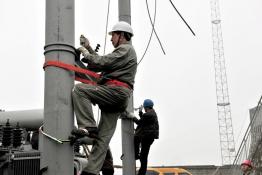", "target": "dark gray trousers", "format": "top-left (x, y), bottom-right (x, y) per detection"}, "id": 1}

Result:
top-left (72, 83), bottom-right (130, 174)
